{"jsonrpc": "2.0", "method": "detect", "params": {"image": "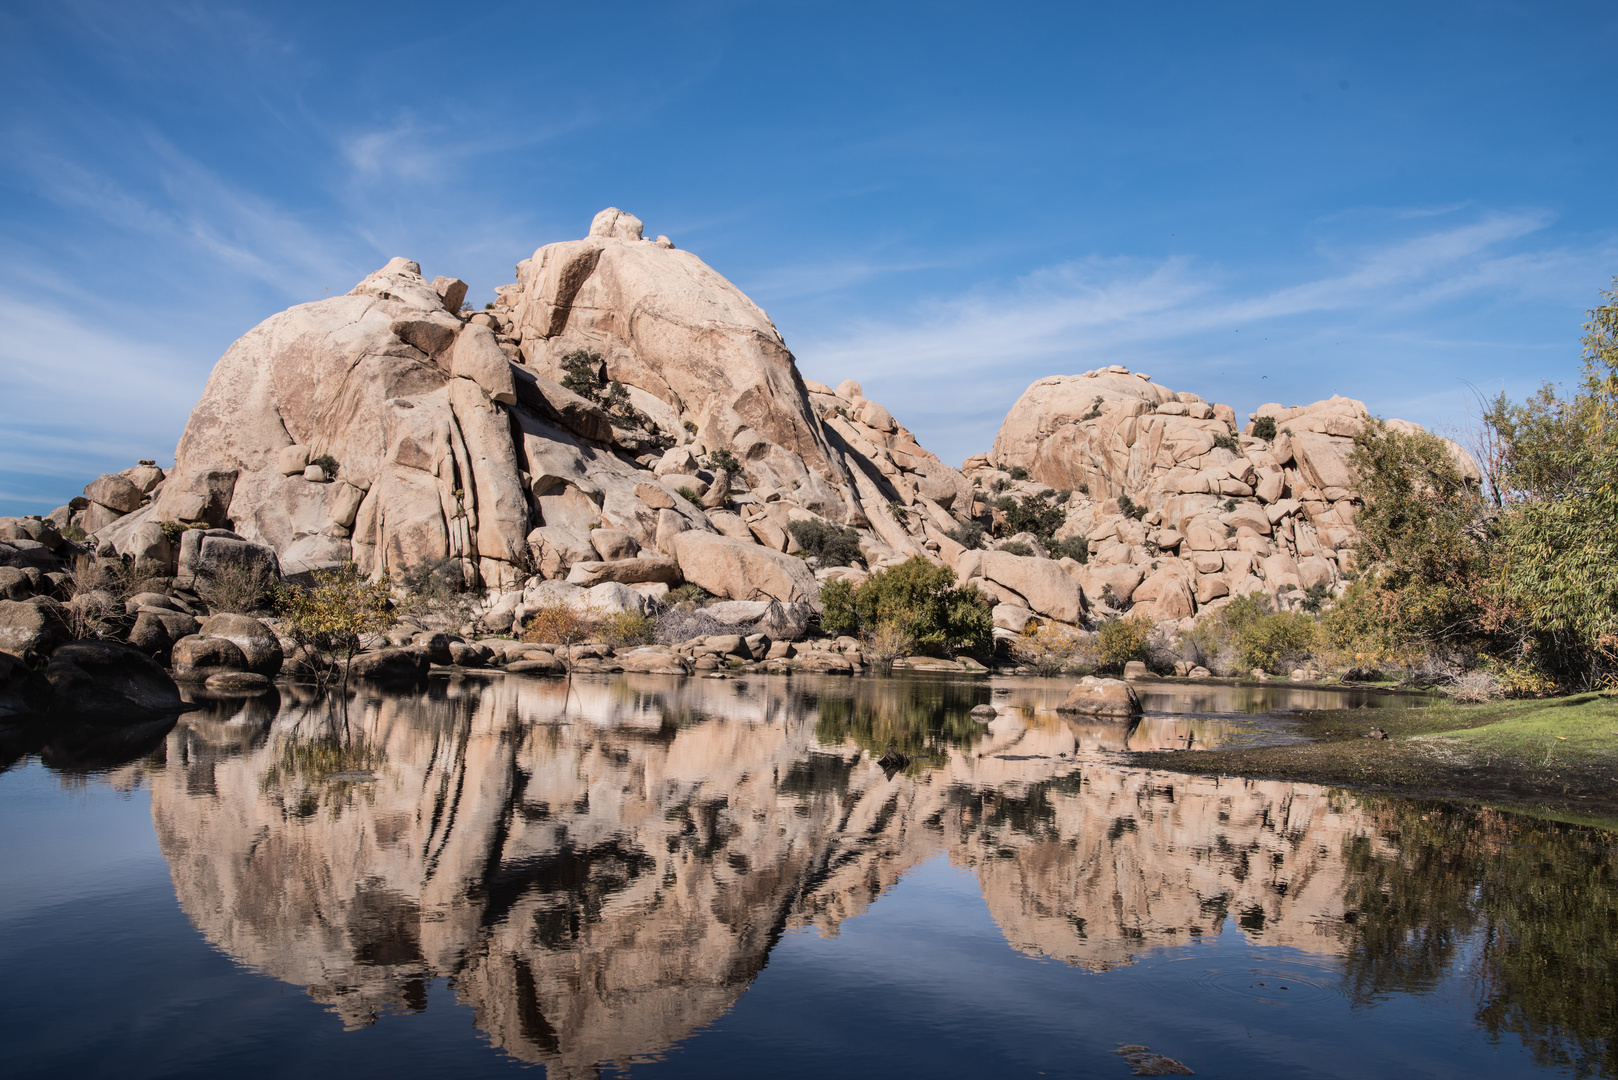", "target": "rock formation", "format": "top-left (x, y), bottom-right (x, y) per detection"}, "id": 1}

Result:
top-left (84, 210), bottom-right (973, 608)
